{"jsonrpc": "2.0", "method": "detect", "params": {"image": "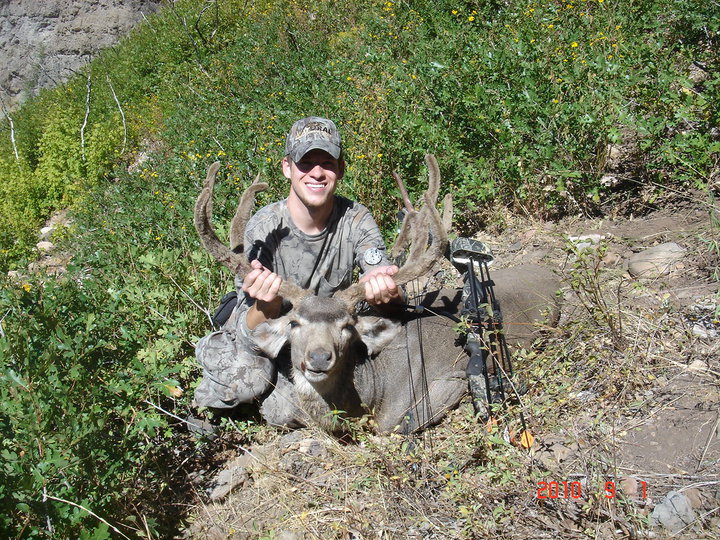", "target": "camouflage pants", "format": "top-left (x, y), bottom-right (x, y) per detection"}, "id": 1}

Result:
top-left (194, 313), bottom-right (276, 409)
